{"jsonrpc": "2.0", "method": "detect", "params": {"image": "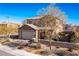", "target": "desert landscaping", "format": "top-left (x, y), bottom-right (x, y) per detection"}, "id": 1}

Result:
top-left (0, 3), bottom-right (79, 56)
